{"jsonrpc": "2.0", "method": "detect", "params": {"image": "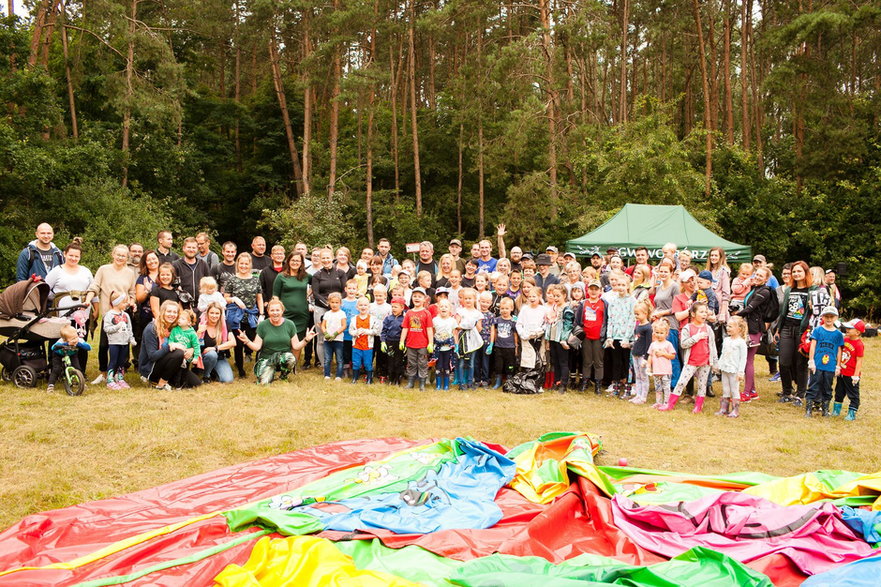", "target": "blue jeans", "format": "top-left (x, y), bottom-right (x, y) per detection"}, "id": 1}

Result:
top-left (201, 350), bottom-right (234, 383)
top-left (108, 344), bottom-right (129, 373)
top-left (323, 340), bottom-right (344, 377)
top-left (668, 329), bottom-right (682, 389)
top-left (808, 369), bottom-right (834, 404)
top-left (475, 347), bottom-right (491, 382)
top-left (352, 348), bottom-right (374, 373)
